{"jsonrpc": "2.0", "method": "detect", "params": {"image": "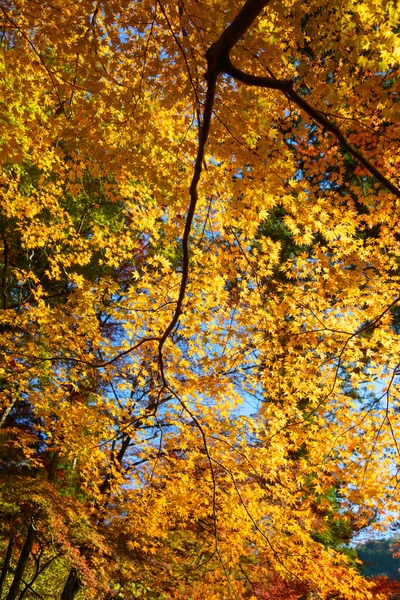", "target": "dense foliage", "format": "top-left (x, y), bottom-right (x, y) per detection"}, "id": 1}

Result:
top-left (1, 0), bottom-right (400, 598)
